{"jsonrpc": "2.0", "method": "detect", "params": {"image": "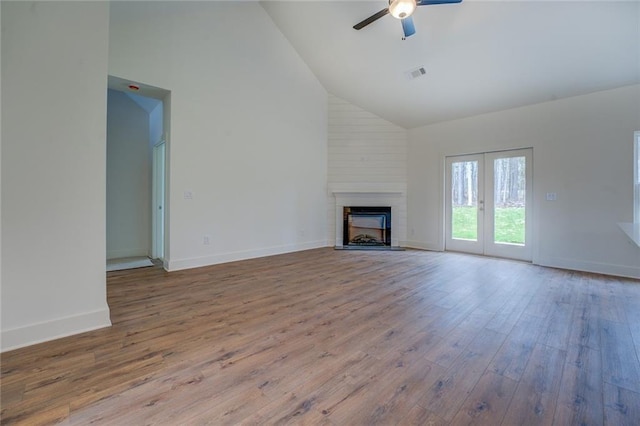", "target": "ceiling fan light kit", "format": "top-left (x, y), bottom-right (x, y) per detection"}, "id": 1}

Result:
top-left (388, 0), bottom-right (417, 20)
top-left (353, 0), bottom-right (463, 39)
